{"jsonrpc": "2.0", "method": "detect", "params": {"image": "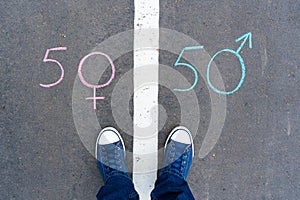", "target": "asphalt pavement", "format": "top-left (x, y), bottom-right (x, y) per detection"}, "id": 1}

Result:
top-left (1, 0), bottom-right (299, 199)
